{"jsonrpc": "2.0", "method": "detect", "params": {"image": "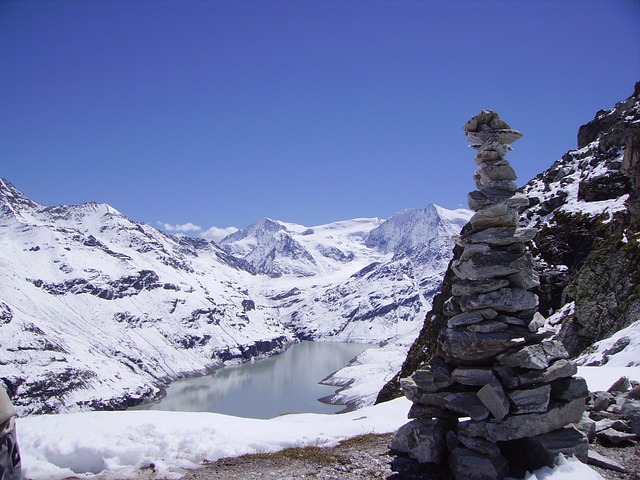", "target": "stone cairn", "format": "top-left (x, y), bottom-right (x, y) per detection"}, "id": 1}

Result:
top-left (390, 111), bottom-right (590, 479)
